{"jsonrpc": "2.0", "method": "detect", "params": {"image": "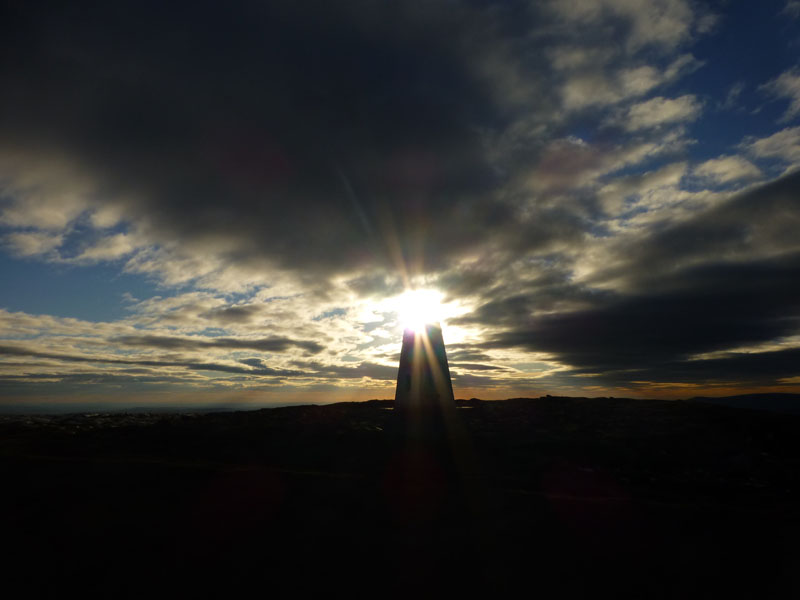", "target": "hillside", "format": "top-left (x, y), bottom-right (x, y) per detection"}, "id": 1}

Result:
top-left (689, 393), bottom-right (800, 414)
top-left (2, 396), bottom-right (799, 598)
